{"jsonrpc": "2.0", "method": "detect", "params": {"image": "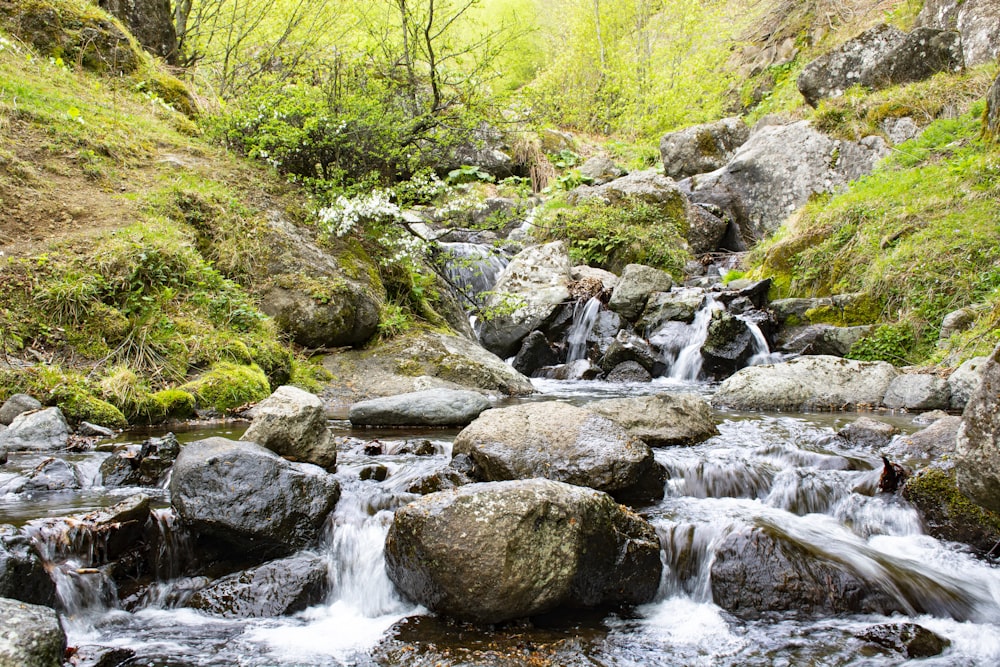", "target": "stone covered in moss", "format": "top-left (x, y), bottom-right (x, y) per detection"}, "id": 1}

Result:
top-left (51, 386), bottom-right (127, 429)
top-left (180, 362), bottom-right (270, 413)
top-left (902, 468), bottom-right (1000, 555)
